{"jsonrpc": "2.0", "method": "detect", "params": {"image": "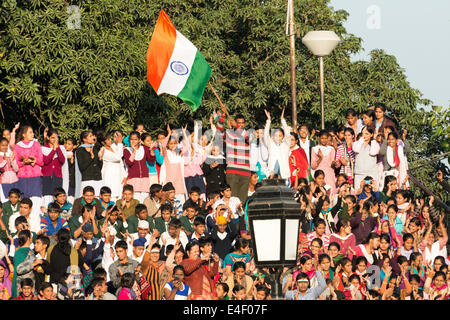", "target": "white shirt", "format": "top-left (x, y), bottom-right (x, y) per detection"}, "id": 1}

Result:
top-left (9, 214), bottom-right (39, 234)
top-left (215, 197), bottom-right (242, 220)
top-left (159, 231), bottom-right (188, 250)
